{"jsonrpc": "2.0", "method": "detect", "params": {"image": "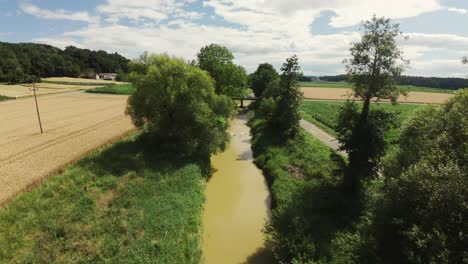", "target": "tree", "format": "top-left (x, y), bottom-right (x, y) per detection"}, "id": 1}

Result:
top-left (372, 89), bottom-right (468, 263)
top-left (338, 16), bottom-right (408, 193)
top-left (251, 63), bottom-right (279, 98)
top-left (195, 44), bottom-right (248, 98)
top-left (126, 54), bottom-right (232, 158)
top-left (273, 55), bottom-right (303, 138)
top-left (462, 56), bottom-right (468, 64)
